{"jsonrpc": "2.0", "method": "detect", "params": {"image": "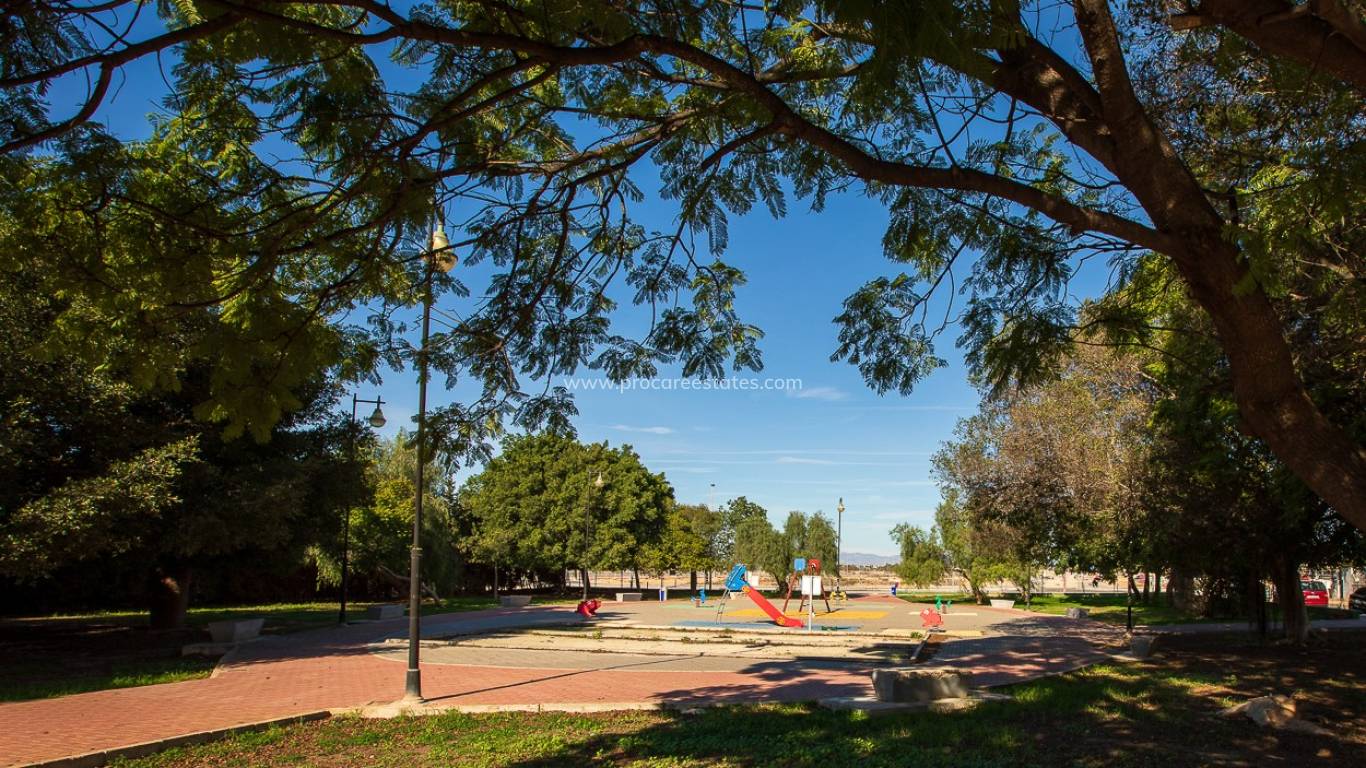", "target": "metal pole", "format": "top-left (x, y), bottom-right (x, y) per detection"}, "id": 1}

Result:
top-left (340, 395), bottom-right (358, 624)
top-left (405, 261), bottom-right (433, 702)
top-left (582, 491), bottom-right (591, 601)
top-left (835, 498), bottom-right (844, 594)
